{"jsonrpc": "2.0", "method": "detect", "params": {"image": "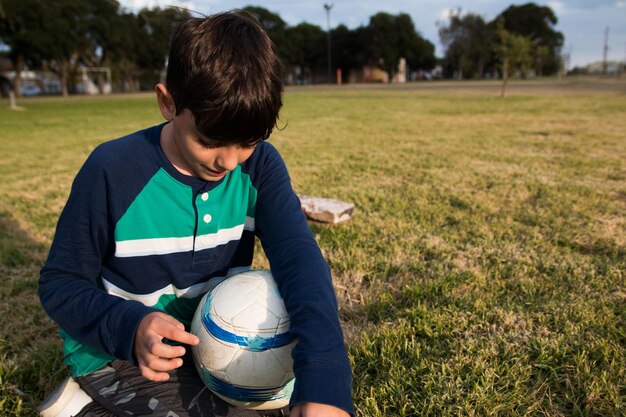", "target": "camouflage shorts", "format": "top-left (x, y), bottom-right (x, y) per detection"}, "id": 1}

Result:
top-left (74, 353), bottom-right (289, 417)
